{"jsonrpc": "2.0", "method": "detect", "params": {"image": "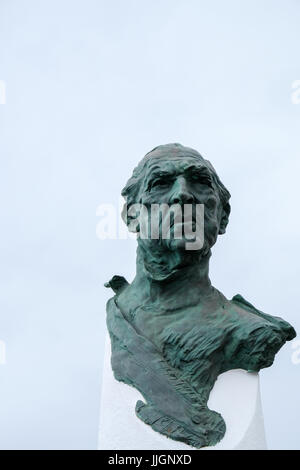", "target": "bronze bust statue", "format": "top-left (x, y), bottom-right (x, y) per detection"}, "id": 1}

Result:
top-left (105, 143), bottom-right (296, 448)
